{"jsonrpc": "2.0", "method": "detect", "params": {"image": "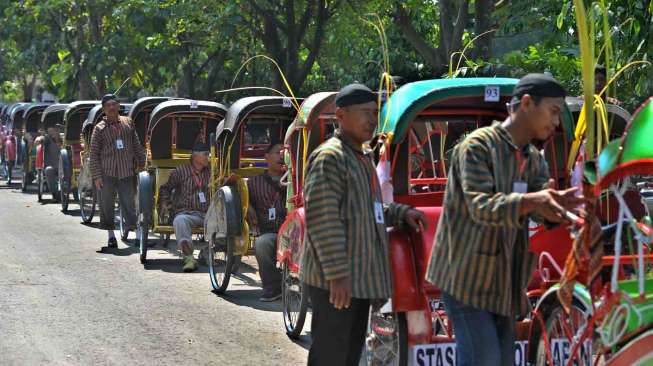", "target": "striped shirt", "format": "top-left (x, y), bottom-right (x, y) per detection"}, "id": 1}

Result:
top-left (89, 116), bottom-right (145, 181)
top-left (247, 171), bottom-right (287, 234)
top-left (159, 164), bottom-right (211, 214)
top-left (299, 132), bottom-right (411, 299)
top-left (425, 123), bottom-right (550, 317)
